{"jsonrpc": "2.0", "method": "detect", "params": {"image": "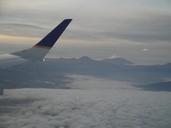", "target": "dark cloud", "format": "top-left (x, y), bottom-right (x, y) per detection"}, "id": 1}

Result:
top-left (1, 11), bottom-right (170, 45)
top-left (77, 12), bottom-right (171, 43)
top-left (0, 0), bottom-right (5, 16)
top-left (74, 12), bottom-right (171, 43)
top-left (0, 23), bottom-right (46, 37)
top-left (61, 13), bottom-right (171, 44)
top-left (0, 1), bottom-right (170, 44)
